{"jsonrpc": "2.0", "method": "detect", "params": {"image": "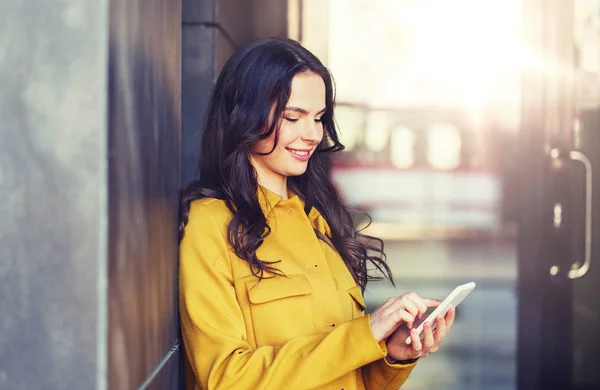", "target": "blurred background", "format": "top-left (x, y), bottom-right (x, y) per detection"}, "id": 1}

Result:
top-left (302, 1), bottom-right (521, 389)
top-left (1, 0), bottom-right (599, 389)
